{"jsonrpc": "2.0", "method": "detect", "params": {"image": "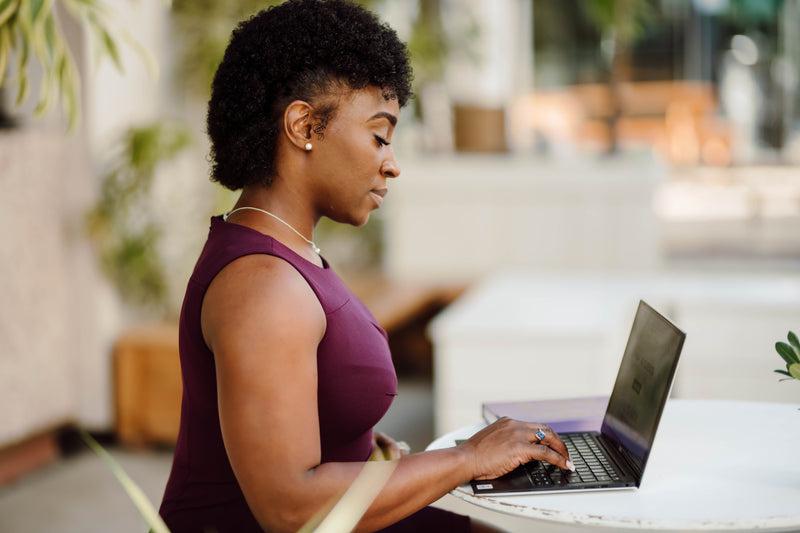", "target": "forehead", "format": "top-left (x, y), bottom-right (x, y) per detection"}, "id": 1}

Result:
top-left (335, 86), bottom-right (400, 124)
